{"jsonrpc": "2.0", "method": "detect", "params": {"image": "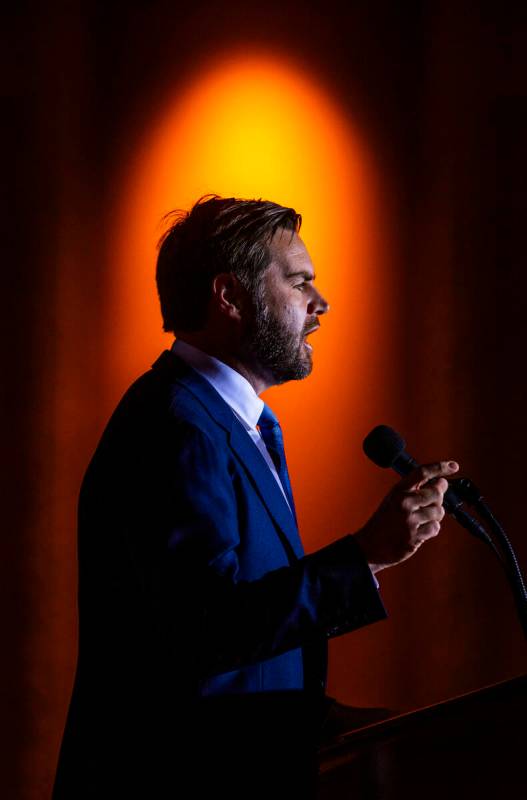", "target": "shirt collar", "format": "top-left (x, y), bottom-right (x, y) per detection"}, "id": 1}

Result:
top-left (171, 339), bottom-right (264, 430)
